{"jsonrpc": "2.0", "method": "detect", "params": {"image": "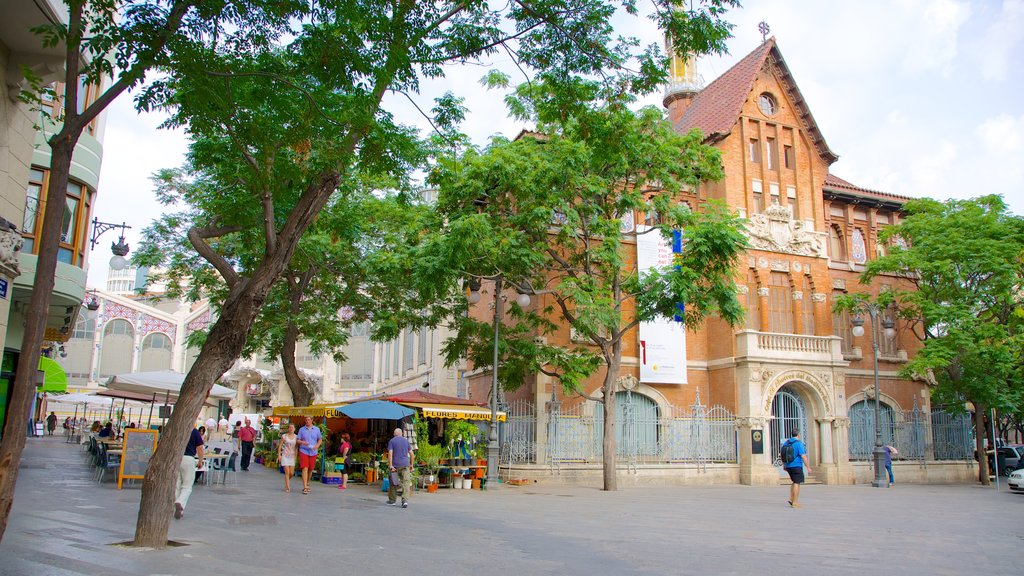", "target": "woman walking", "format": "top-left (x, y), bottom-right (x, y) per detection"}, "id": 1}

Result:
top-left (338, 433), bottom-right (352, 490)
top-left (278, 423), bottom-right (298, 493)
